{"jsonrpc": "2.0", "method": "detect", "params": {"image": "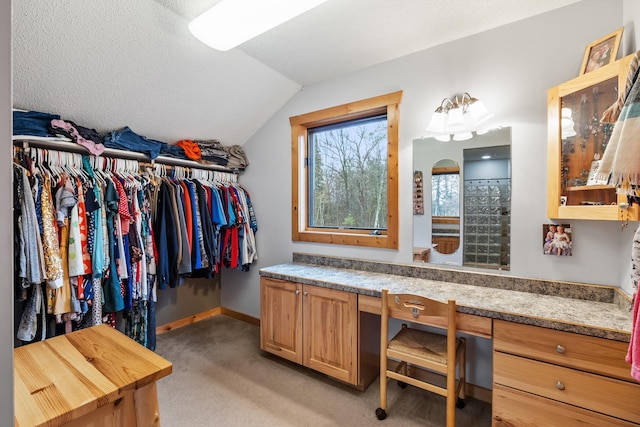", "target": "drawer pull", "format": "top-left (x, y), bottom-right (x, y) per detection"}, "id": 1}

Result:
top-left (295, 290), bottom-right (300, 295)
top-left (556, 344), bottom-right (565, 354)
top-left (303, 291), bottom-right (309, 297)
top-left (556, 381), bottom-right (565, 391)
